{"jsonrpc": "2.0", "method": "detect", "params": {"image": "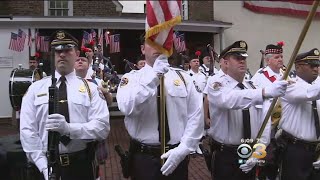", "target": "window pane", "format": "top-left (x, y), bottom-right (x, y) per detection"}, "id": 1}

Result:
top-left (62, 1), bottom-right (68, 8)
top-left (62, 10), bottom-right (68, 16)
top-left (49, 0), bottom-right (55, 8)
top-left (56, 10), bottom-right (62, 16)
top-left (56, 1), bottom-right (62, 8)
top-left (49, 10), bottom-right (55, 16)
